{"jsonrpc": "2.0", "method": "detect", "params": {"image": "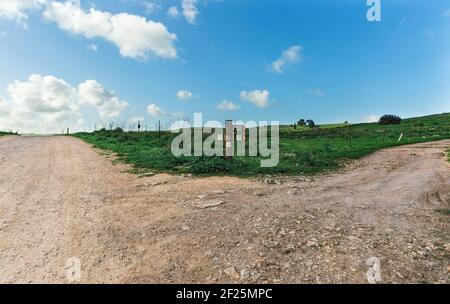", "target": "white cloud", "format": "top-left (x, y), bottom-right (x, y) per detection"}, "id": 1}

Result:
top-left (176, 90), bottom-right (194, 101)
top-left (240, 90), bottom-right (270, 108)
top-left (0, 74), bottom-right (80, 133)
top-left (167, 6), bottom-right (180, 18)
top-left (0, 74), bottom-right (130, 133)
top-left (362, 114), bottom-right (380, 123)
top-left (216, 100), bottom-right (240, 111)
top-left (87, 43), bottom-right (98, 51)
top-left (78, 80), bottom-right (128, 119)
top-left (147, 103), bottom-right (165, 117)
top-left (270, 45), bottom-right (302, 74)
top-left (7, 74), bottom-right (77, 113)
top-left (0, 0), bottom-right (46, 28)
top-left (182, 0), bottom-right (198, 24)
top-left (142, 1), bottom-right (160, 14)
top-left (43, 1), bottom-right (177, 60)
top-left (307, 88), bottom-right (325, 96)
top-left (445, 9), bottom-right (450, 17)
top-left (147, 103), bottom-right (184, 118)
